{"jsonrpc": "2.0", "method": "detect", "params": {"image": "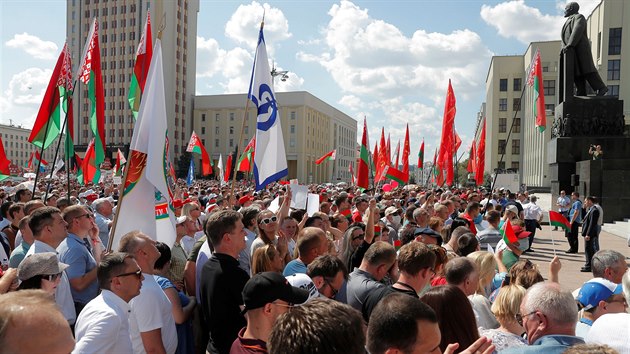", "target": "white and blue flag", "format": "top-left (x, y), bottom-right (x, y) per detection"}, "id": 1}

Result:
top-left (186, 158), bottom-right (195, 186)
top-left (247, 23), bottom-right (288, 191)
